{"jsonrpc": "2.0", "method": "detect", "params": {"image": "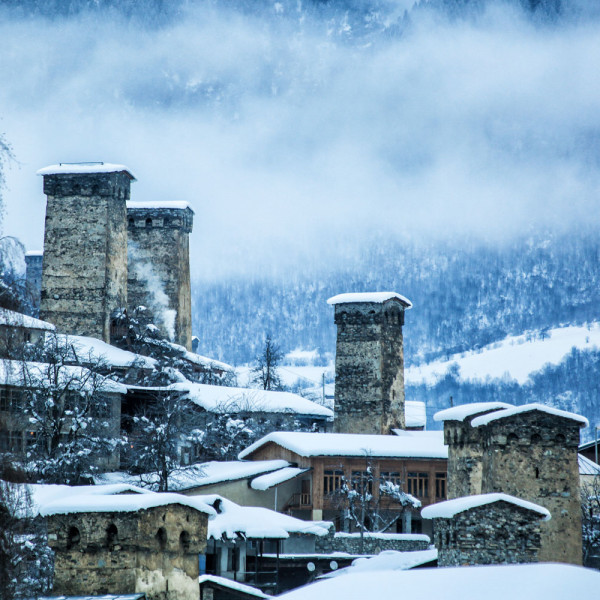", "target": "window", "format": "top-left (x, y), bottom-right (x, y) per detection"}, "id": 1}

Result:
top-left (156, 527), bottom-right (167, 550)
top-left (106, 524), bottom-right (118, 549)
top-left (435, 473), bottom-right (447, 499)
top-left (323, 469), bottom-right (344, 495)
top-left (67, 526), bottom-right (81, 550)
top-left (380, 471), bottom-right (402, 487)
top-left (351, 471), bottom-right (373, 495)
top-left (145, 218), bottom-right (152, 228)
top-left (0, 388), bottom-right (23, 412)
top-left (407, 472), bottom-right (429, 498)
